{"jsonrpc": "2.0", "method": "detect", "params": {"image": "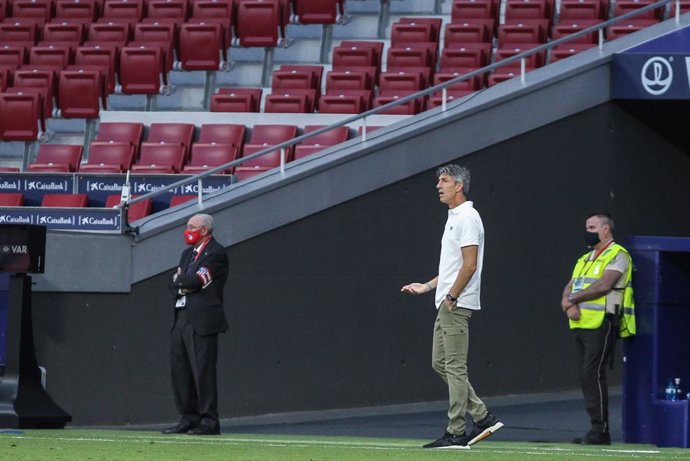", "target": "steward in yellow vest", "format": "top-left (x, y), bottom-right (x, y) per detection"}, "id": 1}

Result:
top-left (560, 213), bottom-right (635, 446)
